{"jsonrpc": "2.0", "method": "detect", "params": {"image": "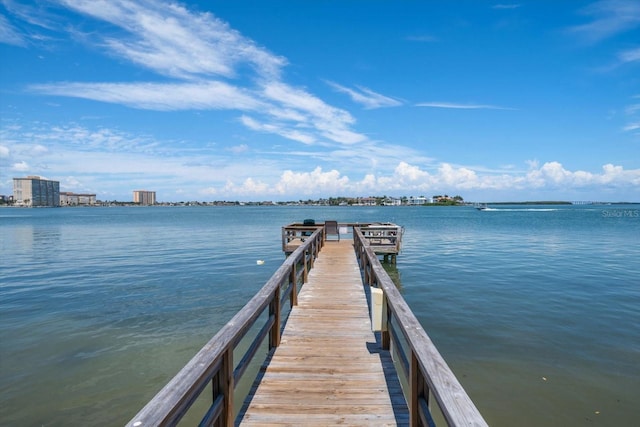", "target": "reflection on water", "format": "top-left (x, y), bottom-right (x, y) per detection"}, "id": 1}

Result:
top-left (6, 224), bottom-right (62, 254)
top-left (381, 260), bottom-right (403, 292)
